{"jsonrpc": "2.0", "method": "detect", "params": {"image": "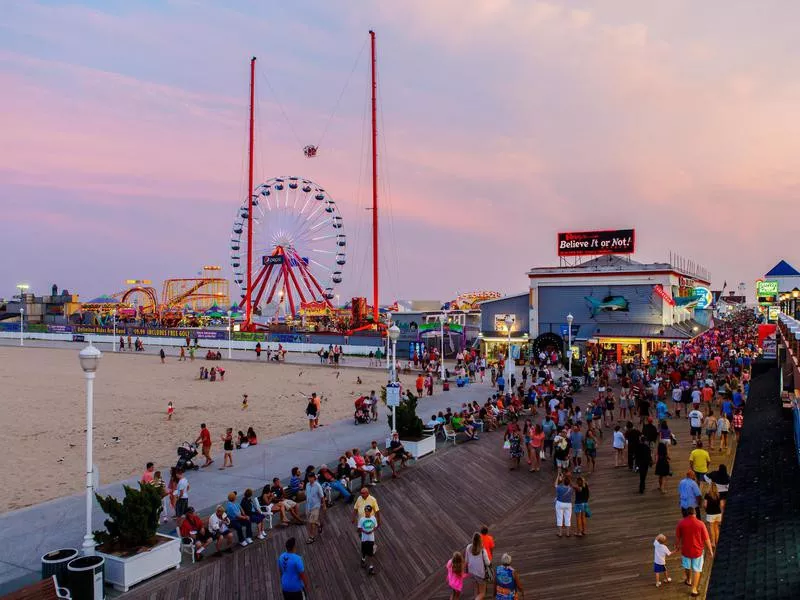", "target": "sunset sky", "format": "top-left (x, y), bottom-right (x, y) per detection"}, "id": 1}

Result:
top-left (2, 0), bottom-right (798, 303)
